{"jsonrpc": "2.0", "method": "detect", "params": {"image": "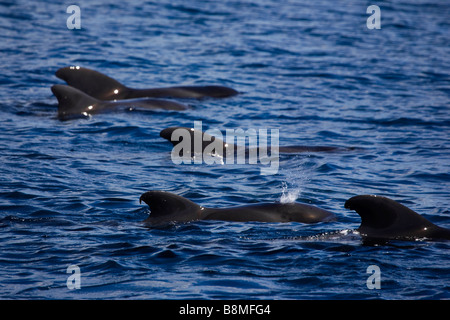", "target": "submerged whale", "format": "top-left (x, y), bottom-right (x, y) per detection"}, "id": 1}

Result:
top-left (139, 191), bottom-right (336, 226)
top-left (55, 66), bottom-right (239, 100)
top-left (345, 195), bottom-right (450, 241)
top-left (51, 84), bottom-right (188, 120)
top-left (160, 126), bottom-right (356, 157)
